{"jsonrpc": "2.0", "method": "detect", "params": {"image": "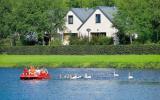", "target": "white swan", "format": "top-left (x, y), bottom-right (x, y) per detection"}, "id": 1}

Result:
top-left (84, 73), bottom-right (91, 79)
top-left (113, 71), bottom-right (119, 77)
top-left (128, 72), bottom-right (133, 79)
top-left (70, 75), bottom-right (82, 80)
